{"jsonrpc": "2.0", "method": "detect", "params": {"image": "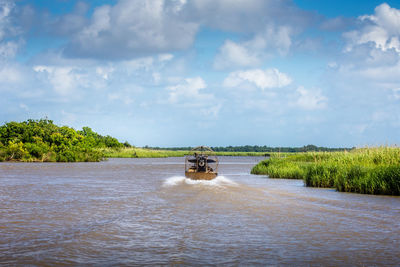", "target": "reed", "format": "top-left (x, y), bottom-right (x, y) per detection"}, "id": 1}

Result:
top-left (251, 157), bottom-right (308, 179)
top-left (251, 147), bottom-right (400, 195)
